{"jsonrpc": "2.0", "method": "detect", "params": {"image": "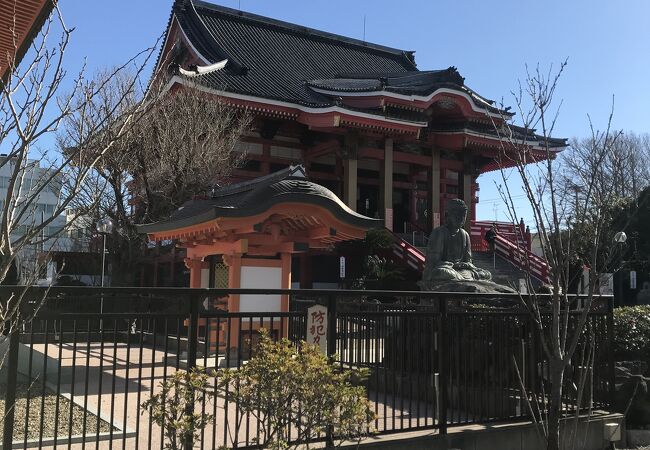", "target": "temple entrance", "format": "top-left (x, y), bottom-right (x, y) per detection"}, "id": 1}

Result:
top-left (393, 189), bottom-right (411, 233)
